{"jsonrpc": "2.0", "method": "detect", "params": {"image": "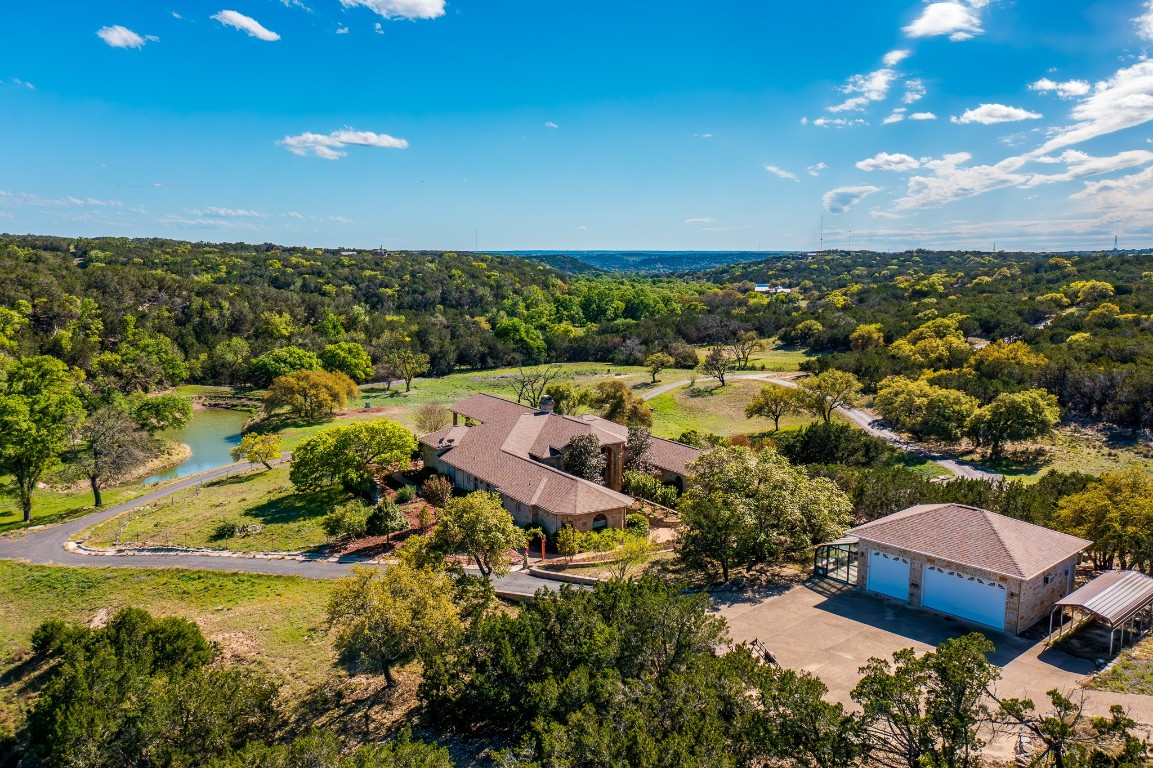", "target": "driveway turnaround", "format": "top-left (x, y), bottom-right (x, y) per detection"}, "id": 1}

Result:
top-left (714, 580), bottom-right (1153, 723)
top-left (0, 461), bottom-right (560, 599)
